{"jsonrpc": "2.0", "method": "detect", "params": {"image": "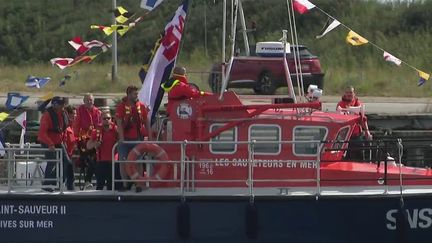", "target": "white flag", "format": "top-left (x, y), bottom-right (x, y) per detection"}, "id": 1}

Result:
top-left (15, 112), bottom-right (26, 150)
top-left (140, 0), bottom-right (164, 11)
top-left (383, 51), bottom-right (402, 66)
top-left (316, 19), bottom-right (341, 39)
top-left (138, 0), bottom-right (189, 121)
